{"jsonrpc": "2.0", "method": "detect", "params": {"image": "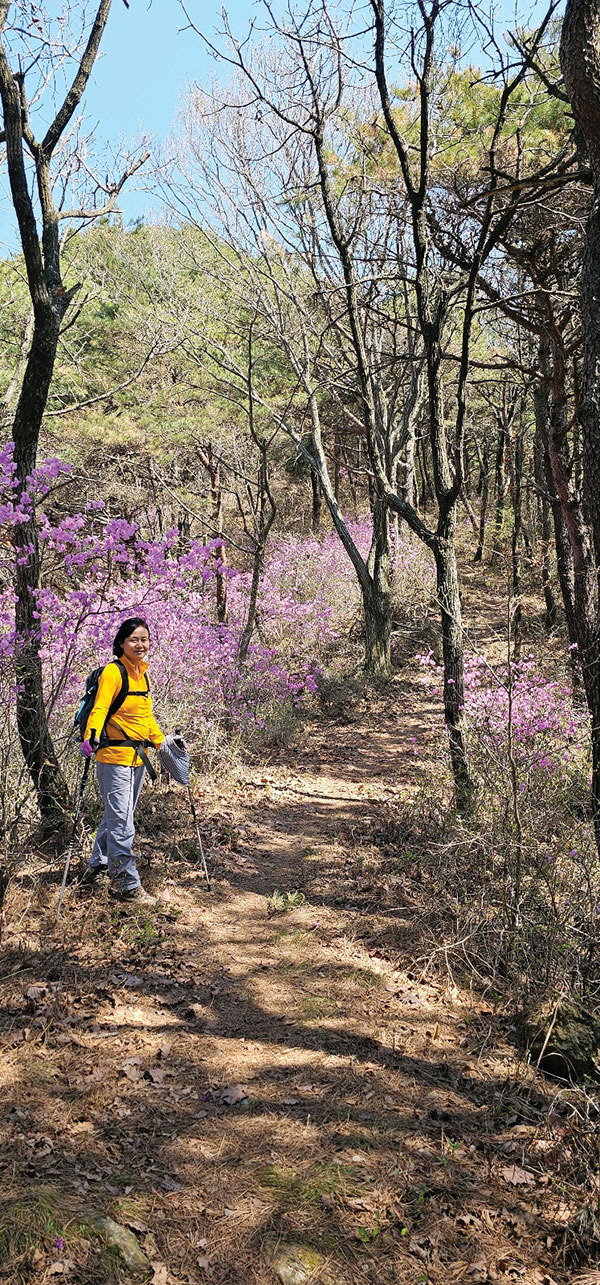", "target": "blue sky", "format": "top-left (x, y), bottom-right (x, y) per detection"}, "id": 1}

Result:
top-left (0, 0), bottom-right (253, 248)
top-left (0, 0), bottom-right (563, 251)
top-left (81, 0), bottom-right (250, 206)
